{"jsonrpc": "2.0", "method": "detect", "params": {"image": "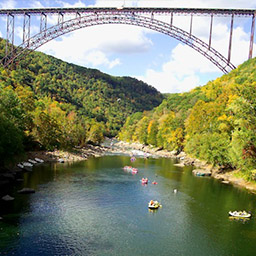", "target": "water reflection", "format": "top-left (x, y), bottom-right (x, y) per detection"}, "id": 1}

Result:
top-left (1, 155), bottom-right (256, 255)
